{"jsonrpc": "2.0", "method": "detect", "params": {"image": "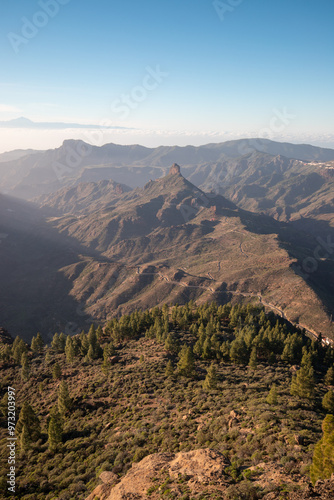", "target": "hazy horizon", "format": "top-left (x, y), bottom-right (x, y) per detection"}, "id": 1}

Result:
top-left (1, 122), bottom-right (334, 155)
